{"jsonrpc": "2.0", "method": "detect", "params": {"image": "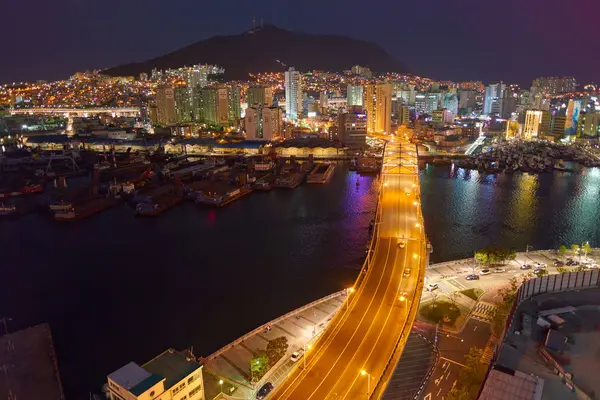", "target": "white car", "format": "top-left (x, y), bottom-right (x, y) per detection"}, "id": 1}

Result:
top-left (479, 269), bottom-right (491, 276)
top-left (426, 283), bottom-right (439, 292)
top-left (494, 267), bottom-right (506, 273)
top-left (535, 262), bottom-right (547, 268)
top-left (290, 351), bottom-right (304, 363)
